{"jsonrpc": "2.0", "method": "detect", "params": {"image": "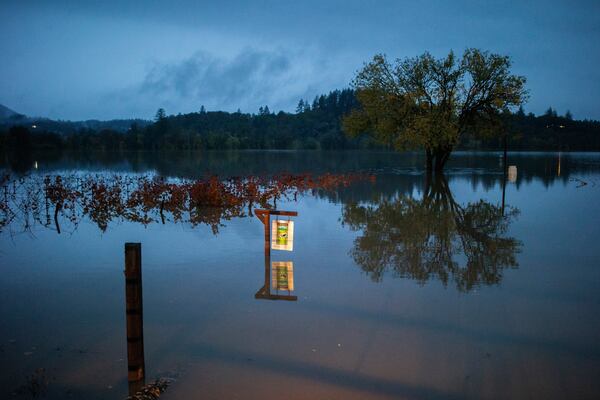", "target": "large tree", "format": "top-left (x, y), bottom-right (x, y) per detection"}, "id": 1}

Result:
top-left (343, 49), bottom-right (528, 171)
